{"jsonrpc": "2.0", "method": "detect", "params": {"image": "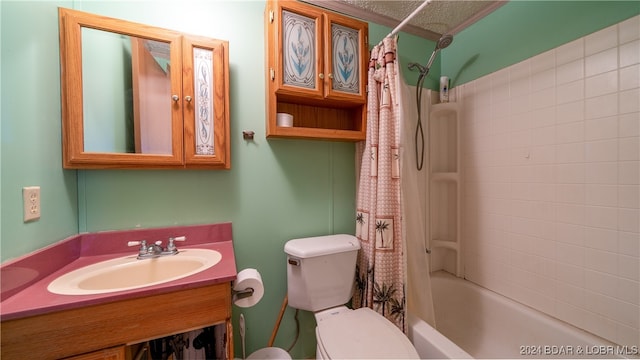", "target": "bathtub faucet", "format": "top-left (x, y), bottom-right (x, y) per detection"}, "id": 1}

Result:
top-left (127, 236), bottom-right (186, 259)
